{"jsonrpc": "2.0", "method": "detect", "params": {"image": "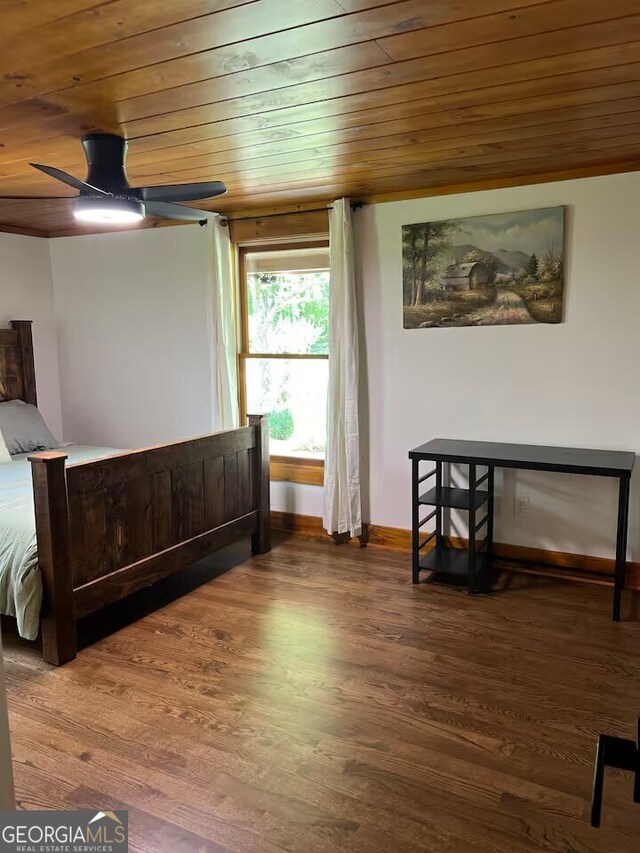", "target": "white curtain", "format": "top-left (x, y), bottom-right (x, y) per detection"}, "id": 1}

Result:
top-left (210, 216), bottom-right (239, 431)
top-left (323, 198), bottom-right (362, 537)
